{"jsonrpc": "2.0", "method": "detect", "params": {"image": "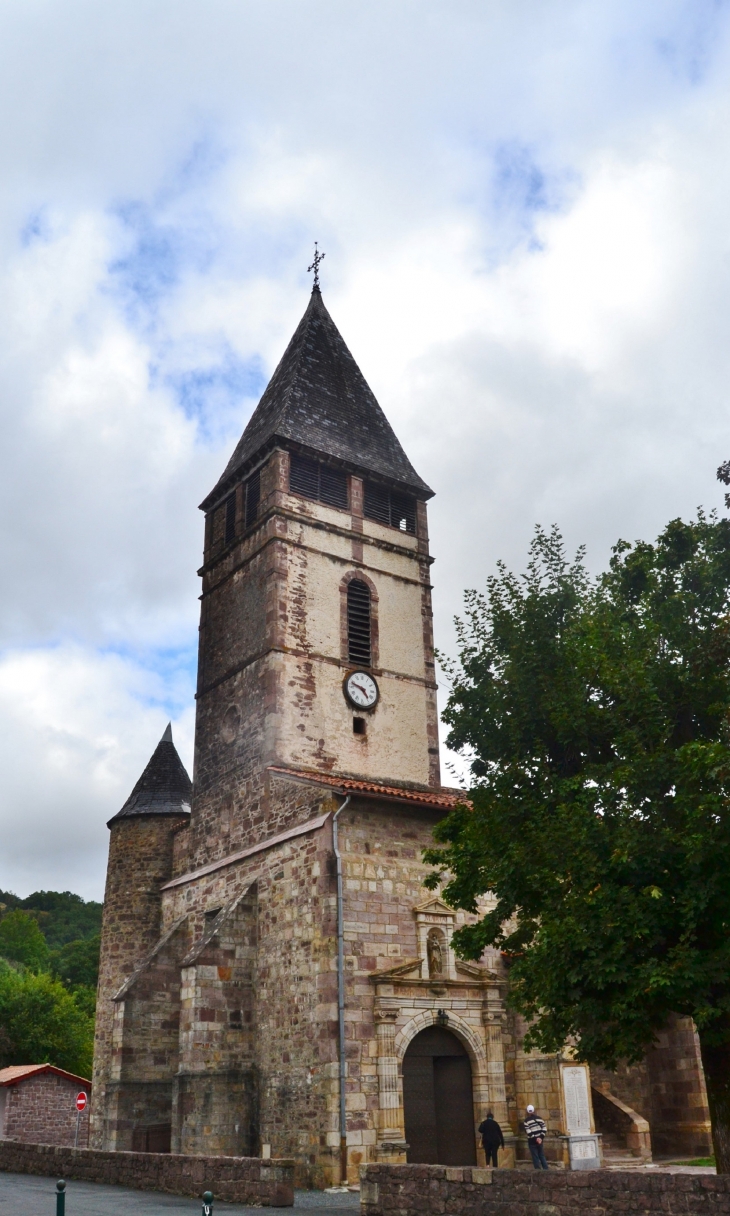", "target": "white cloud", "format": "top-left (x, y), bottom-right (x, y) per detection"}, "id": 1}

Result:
top-left (0, 644), bottom-right (194, 901)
